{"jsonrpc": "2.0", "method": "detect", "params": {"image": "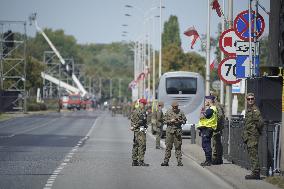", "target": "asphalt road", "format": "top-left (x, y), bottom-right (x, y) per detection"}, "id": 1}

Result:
top-left (0, 110), bottom-right (233, 189)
